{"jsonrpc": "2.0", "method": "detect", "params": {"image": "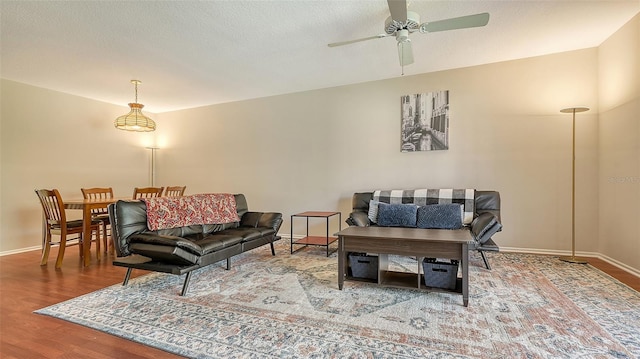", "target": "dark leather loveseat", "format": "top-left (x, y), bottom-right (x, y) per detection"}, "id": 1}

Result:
top-left (108, 194), bottom-right (282, 295)
top-left (346, 190), bottom-right (502, 269)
